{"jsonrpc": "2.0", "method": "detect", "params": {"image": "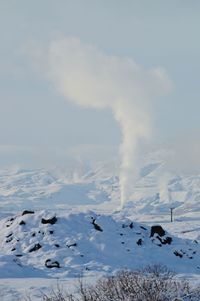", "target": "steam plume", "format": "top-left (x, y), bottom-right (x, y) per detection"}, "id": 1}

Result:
top-left (44, 37), bottom-right (172, 206)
